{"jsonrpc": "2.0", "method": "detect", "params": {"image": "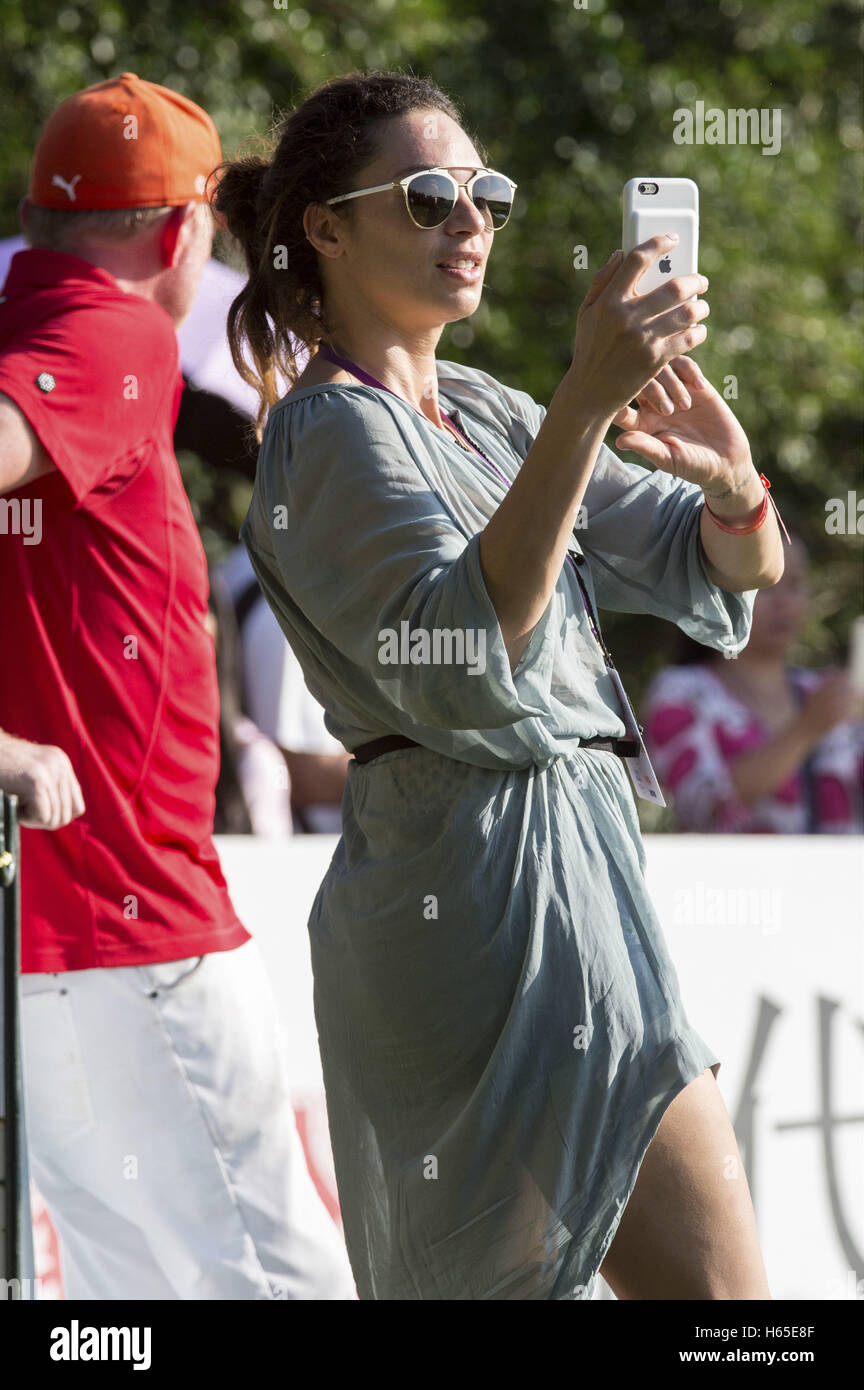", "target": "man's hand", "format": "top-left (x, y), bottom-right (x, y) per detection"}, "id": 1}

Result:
top-left (800, 671), bottom-right (864, 739)
top-left (0, 730), bottom-right (85, 828)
